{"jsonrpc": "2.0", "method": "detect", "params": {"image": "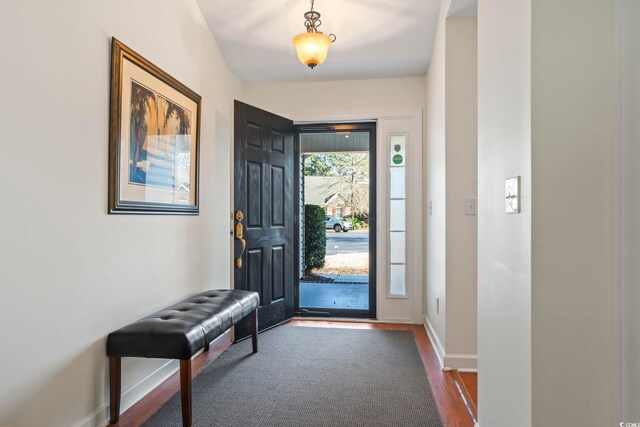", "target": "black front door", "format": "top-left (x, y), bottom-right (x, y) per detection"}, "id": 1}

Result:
top-left (233, 100), bottom-right (295, 340)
